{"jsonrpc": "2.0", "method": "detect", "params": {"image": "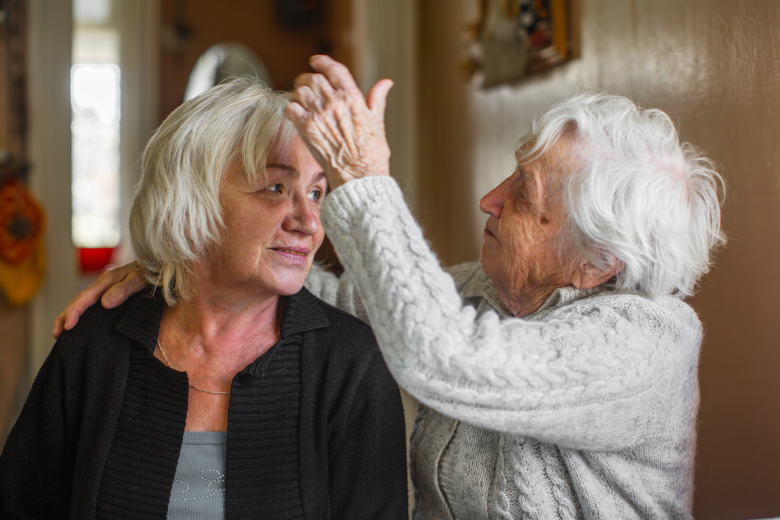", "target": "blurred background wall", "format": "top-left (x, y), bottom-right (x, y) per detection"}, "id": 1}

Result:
top-left (0, 0), bottom-right (29, 451)
top-left (0, 0), bottom-right (778, 518)
top-left (157, 0), bottom-right (353, 118)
